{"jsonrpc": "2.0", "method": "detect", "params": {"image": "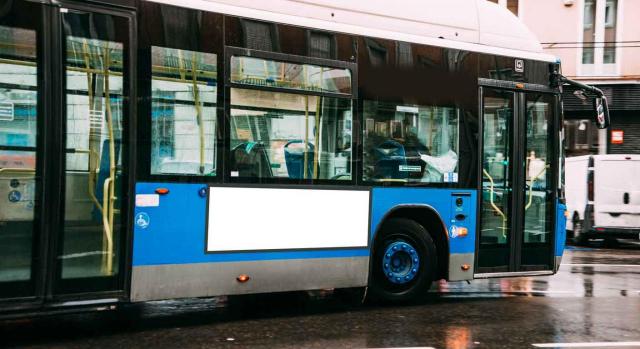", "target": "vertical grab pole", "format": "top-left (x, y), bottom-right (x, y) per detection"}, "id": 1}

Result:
top-left (304, 96), bottom-right (309, 179)
top-left (102, 46), bottom-right (116, 276)
top-left (303, 65), bottom-right (309, 179)
top-left (191, 54), bottom-right (205, 174)
top-left (312, 67), bottom-right (323, 179)
top-left (81, 39), bottom-right (103, 214)
top-left (313, 96), bottom-right (321, 179)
